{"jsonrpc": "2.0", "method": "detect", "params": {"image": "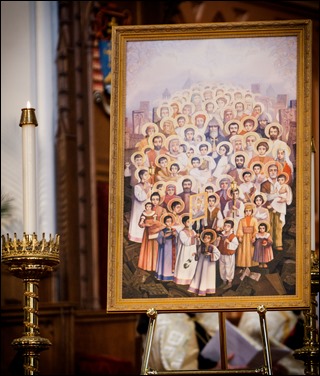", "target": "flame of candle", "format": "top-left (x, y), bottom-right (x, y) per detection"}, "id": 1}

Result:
top-left (27, 101), bottom-right (31, 108)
